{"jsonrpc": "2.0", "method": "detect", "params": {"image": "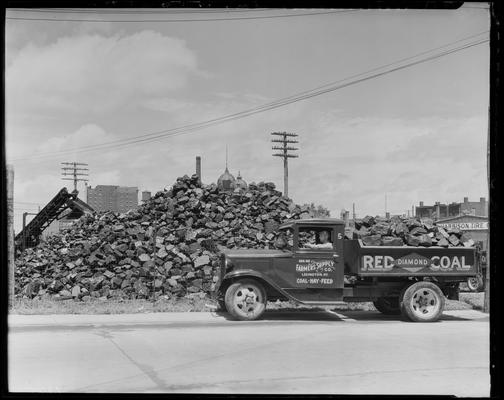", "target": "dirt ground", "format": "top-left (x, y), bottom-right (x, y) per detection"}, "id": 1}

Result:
top-left (10, 291), bottom-right (485, 315)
